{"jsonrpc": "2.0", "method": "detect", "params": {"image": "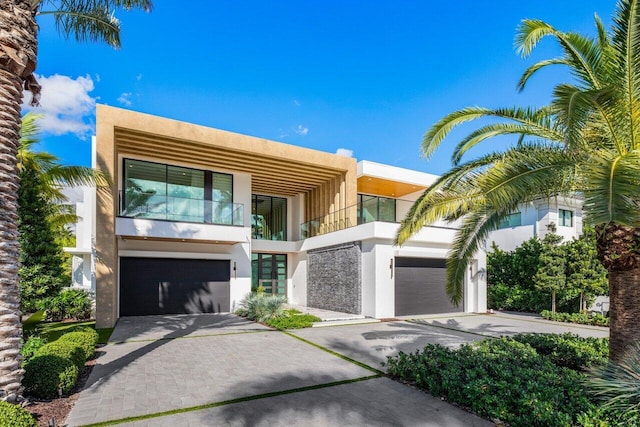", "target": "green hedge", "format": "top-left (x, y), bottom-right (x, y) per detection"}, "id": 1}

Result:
top-left (384, 338), bottom-right (597, 427)
top-left (511, 333), bottom-right (608, 371)
top-left (0, 401), bottom-right (37, 427)
top-left (58, 329), bottom-right (98, 360)
top-left (22, 331), bottom-right (95, 398)
top-left (23, 353), bottom-right (79, 398)
top-left (541, 310), bottom-right (610, 327)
